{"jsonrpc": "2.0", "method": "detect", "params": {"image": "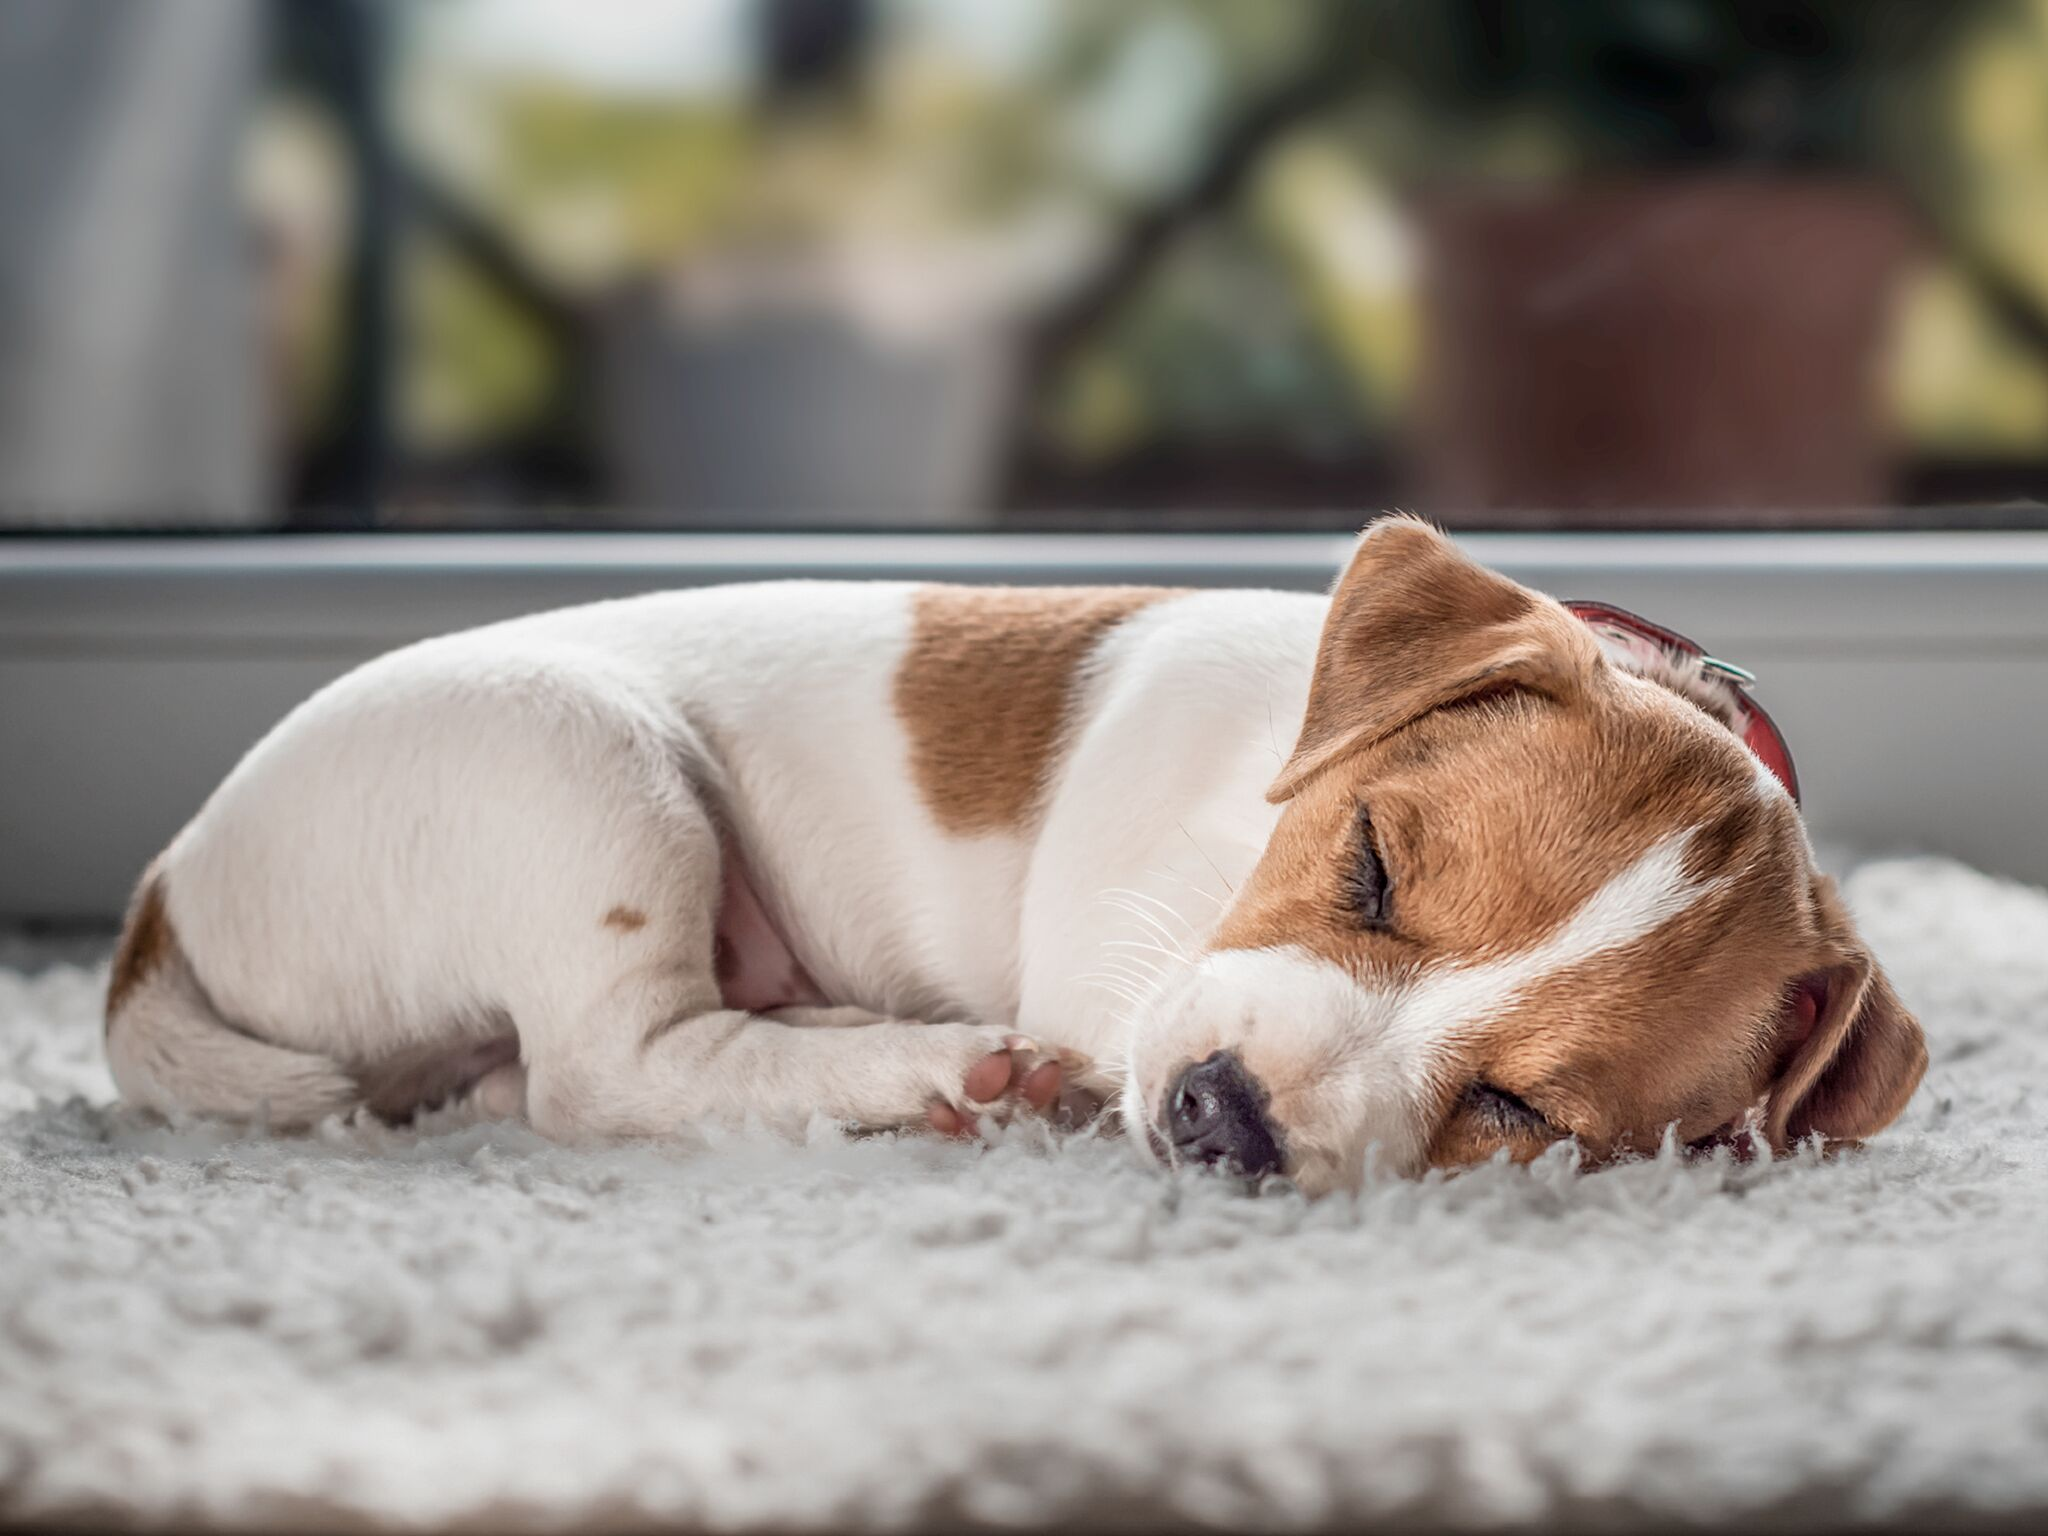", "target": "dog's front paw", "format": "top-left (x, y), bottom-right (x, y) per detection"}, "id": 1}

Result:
top-left (927, 1032), bottom-right (1085, 1139)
